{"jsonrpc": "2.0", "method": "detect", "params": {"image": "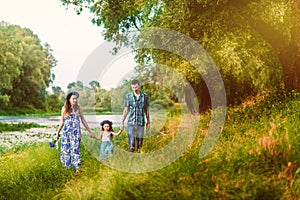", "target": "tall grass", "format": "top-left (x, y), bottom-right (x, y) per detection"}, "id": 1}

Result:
top-left (1, 91), bottom-right (300, 199)
top-left (0, 144), bottom-right (75, 200)
top-left (0, 108), bottom-right (61, 116)
top-left (0, 122), bottom-right (44, 133)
